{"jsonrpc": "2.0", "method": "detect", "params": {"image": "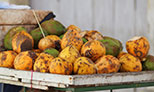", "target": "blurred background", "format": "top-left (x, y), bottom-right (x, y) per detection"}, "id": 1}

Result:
top-left (30, 0), bottom-right (154, 56)
top-left (1, 0), bottom-right (154, 92)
